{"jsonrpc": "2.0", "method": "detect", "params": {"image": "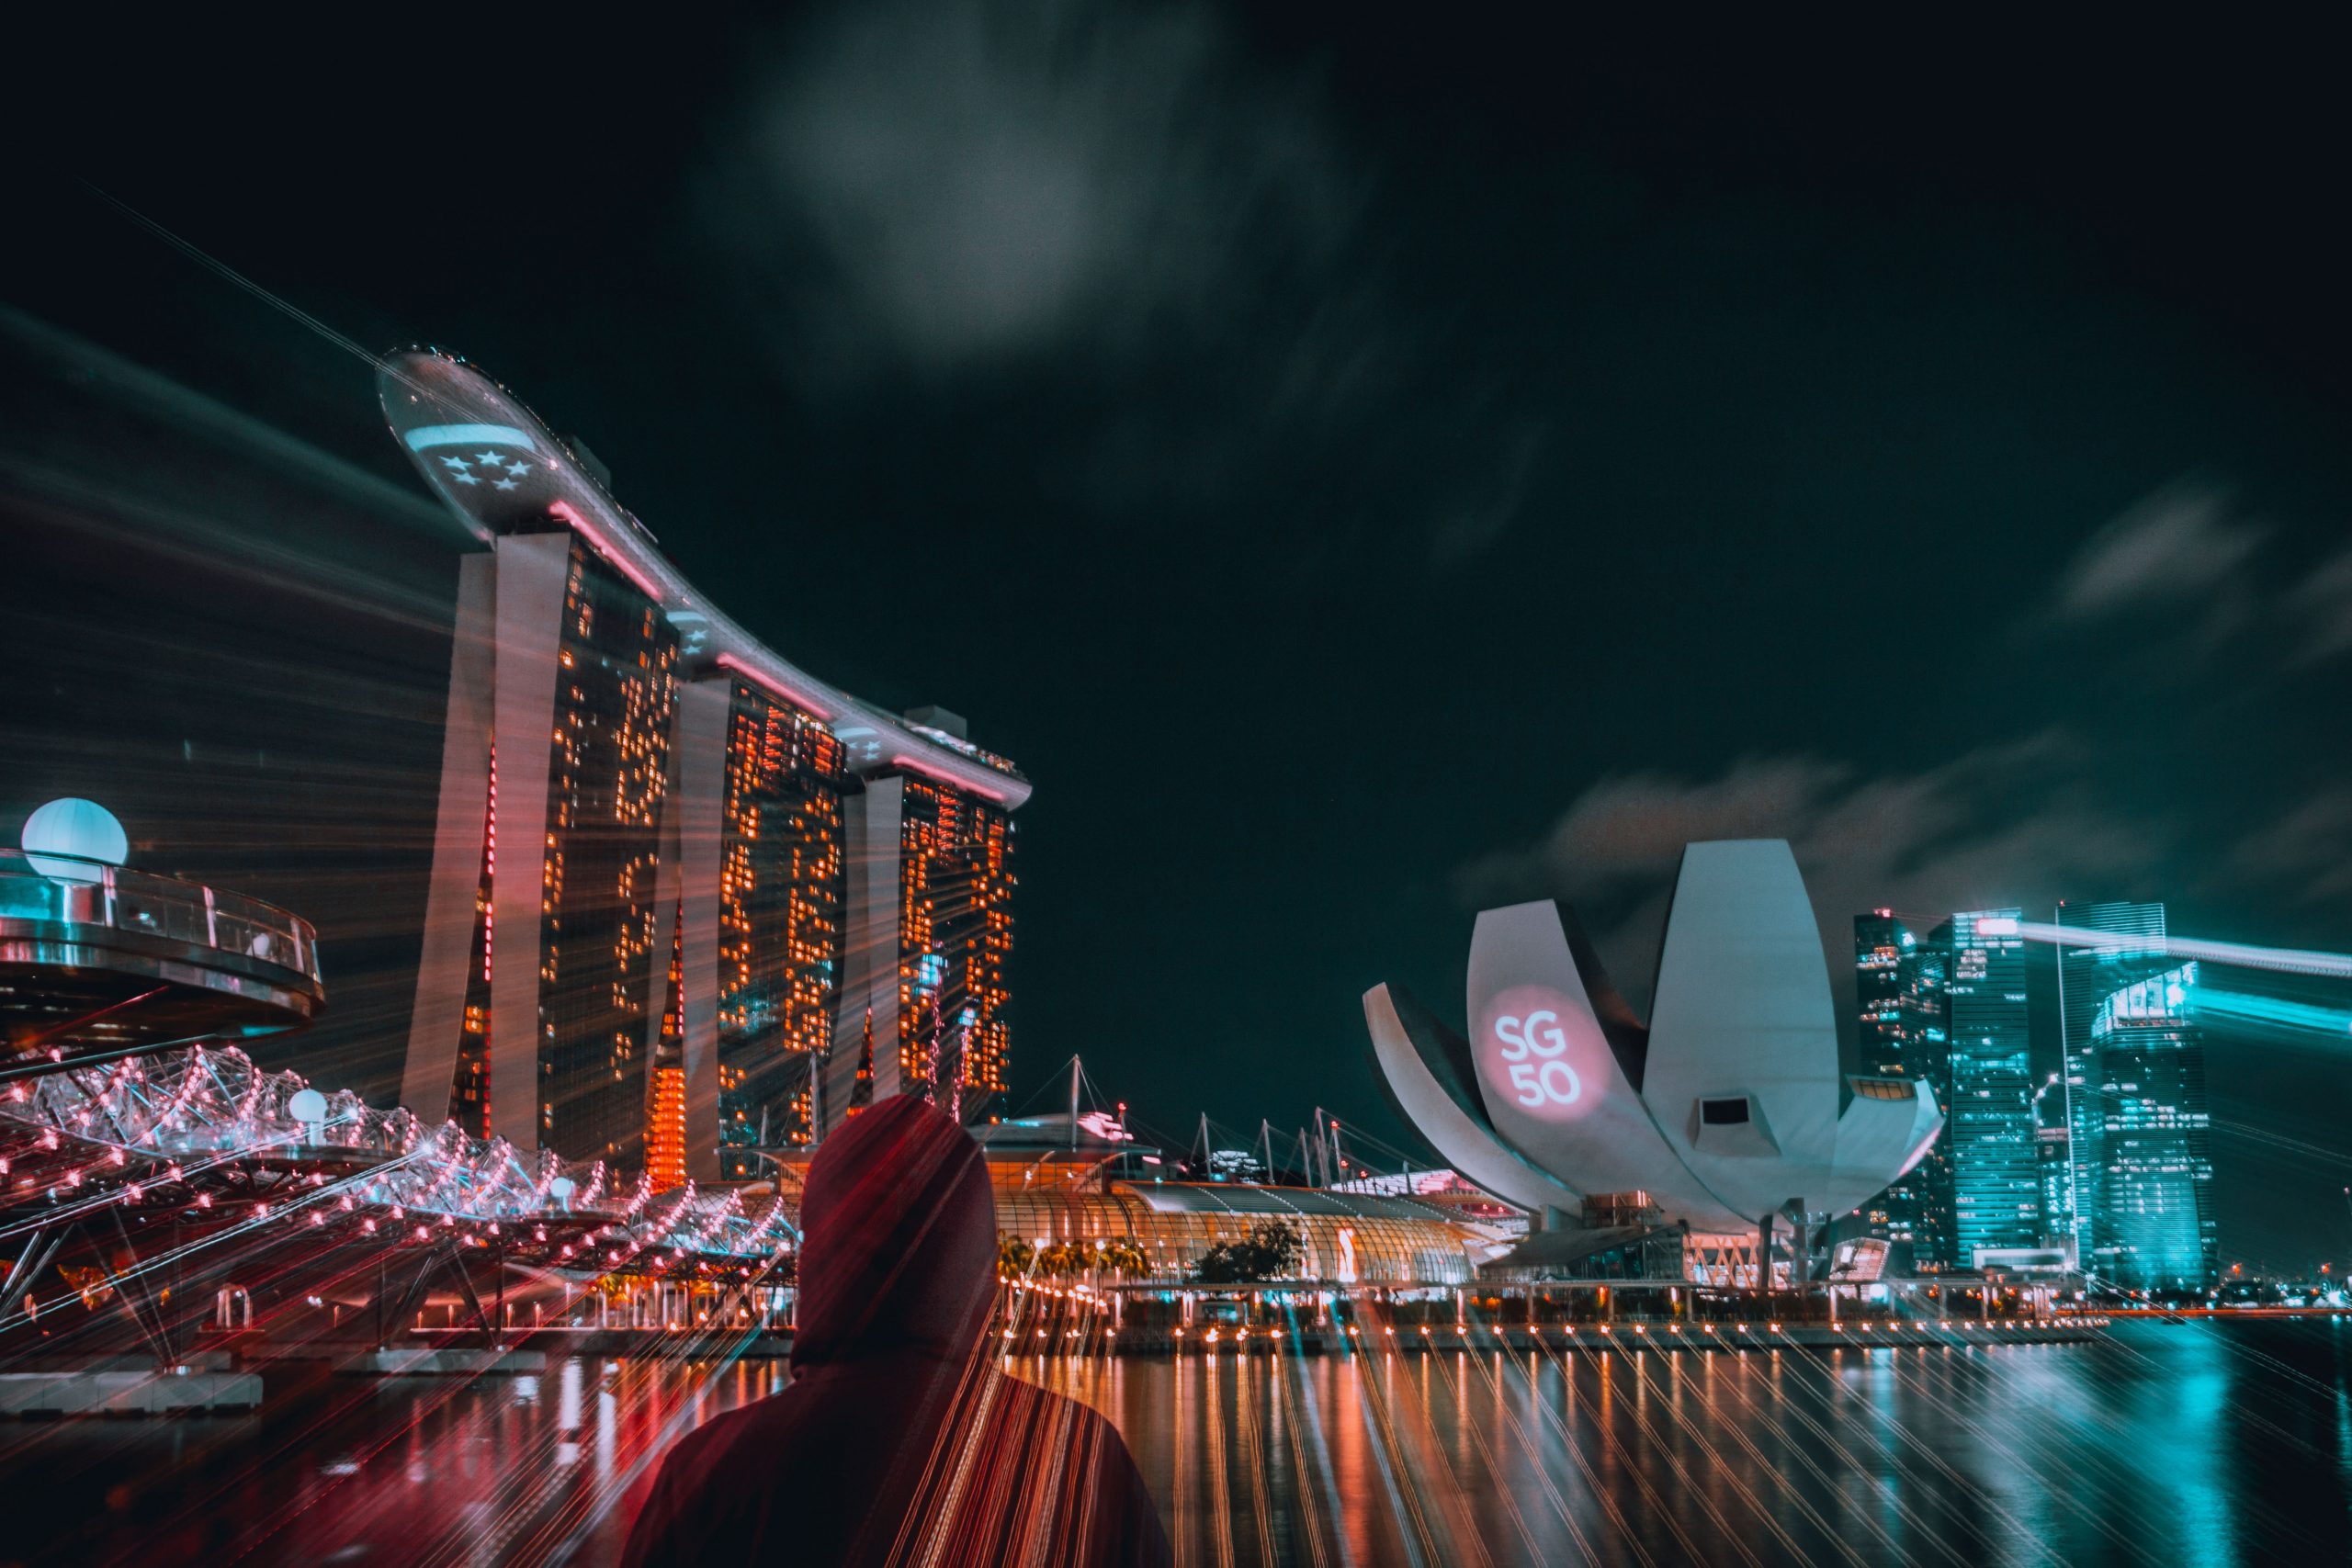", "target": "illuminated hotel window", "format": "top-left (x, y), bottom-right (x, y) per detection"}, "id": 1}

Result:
top-left (709, 676), bottom-right (847, 1175)
top-left (891, 776), bottom-right (1016, 1112)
